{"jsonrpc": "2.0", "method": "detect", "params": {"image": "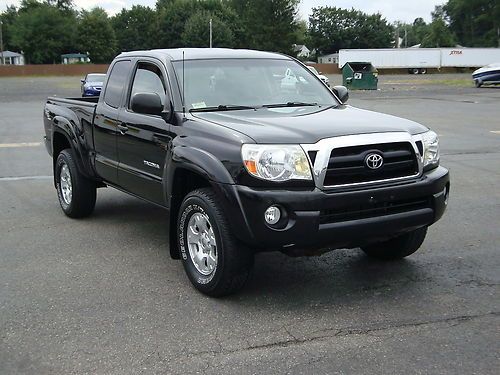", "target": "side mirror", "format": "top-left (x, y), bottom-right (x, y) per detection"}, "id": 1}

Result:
top-left (319, 71), bottom-right (323, 75)
top-left (131, 92), bottom-right (163, 116)
top-left (80, 79), bottom-right (85, 84)
top-left (332, 85), bottom-right (349, 104)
